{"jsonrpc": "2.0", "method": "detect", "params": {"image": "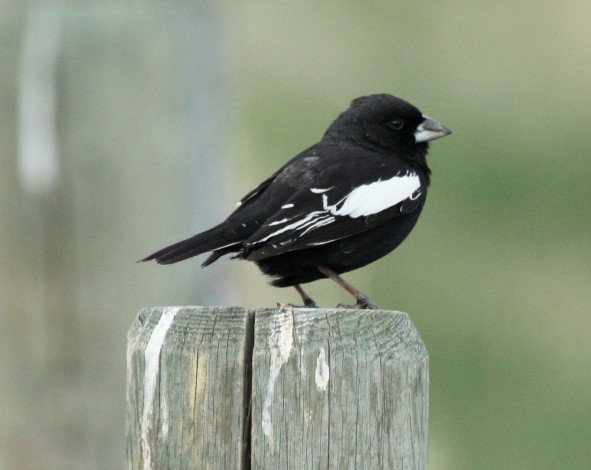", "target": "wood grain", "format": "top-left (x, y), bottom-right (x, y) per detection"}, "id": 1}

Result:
top-left (127, 306), bottom-right (428, 469)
